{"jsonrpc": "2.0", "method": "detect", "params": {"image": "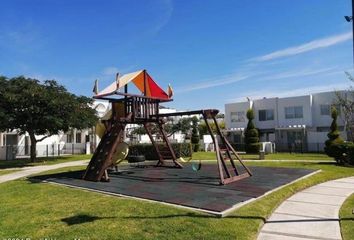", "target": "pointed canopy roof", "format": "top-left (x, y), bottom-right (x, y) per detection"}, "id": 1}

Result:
top-left (96, 70), bottom-right (171, 100)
